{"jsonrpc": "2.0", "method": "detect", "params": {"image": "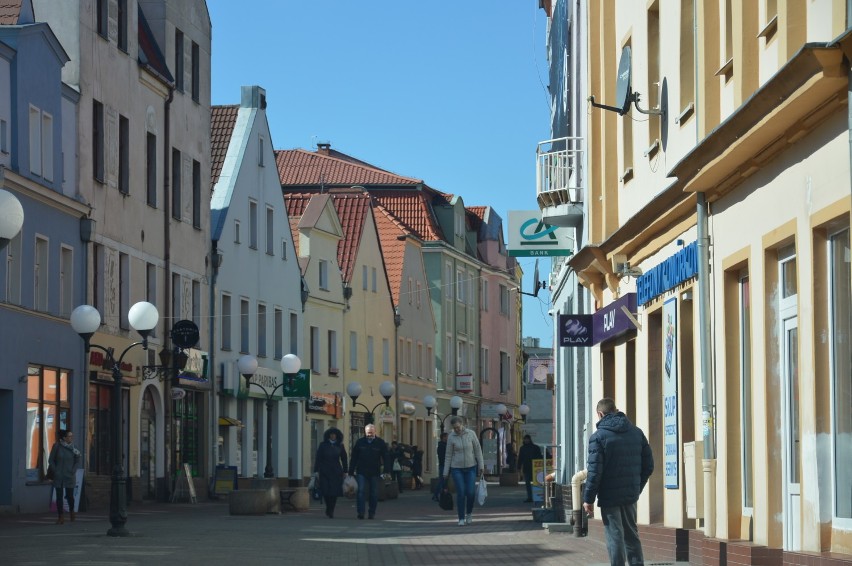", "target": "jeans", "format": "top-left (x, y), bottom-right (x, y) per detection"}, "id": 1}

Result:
top-left (450, 465), bottom-right (477, 521)
top-left (600, 502), bottom-right (644, 565)
top-left (356, 474), bottom-right (378, 516)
